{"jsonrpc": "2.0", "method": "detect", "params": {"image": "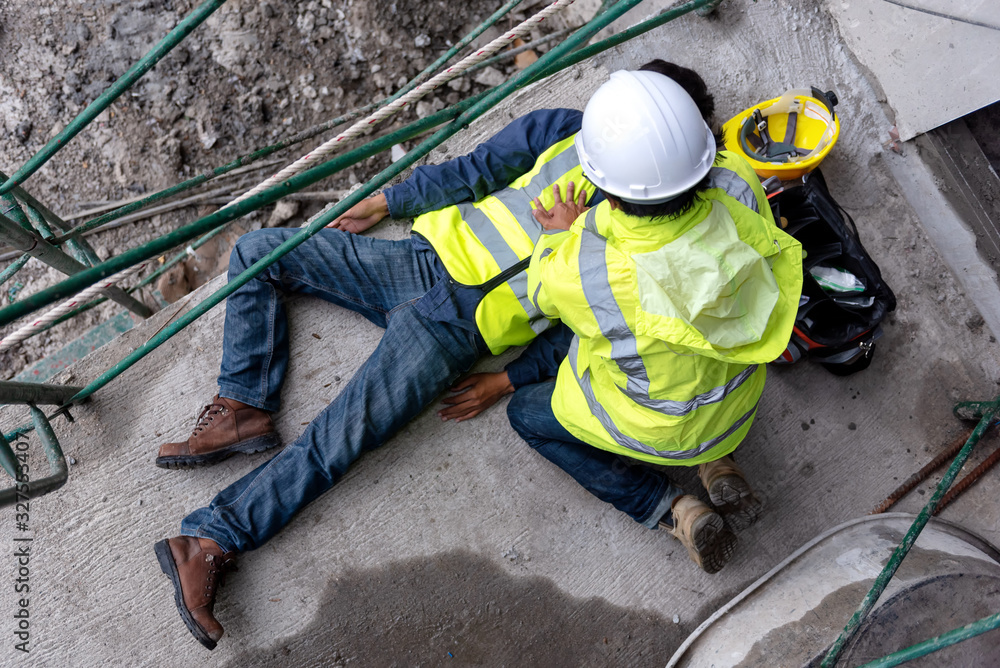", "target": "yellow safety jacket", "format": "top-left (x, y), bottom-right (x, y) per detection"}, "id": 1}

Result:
top-left (412, 134), bottom-right (588, 354)
top-left (528, 151), bottom-right (803, 465)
